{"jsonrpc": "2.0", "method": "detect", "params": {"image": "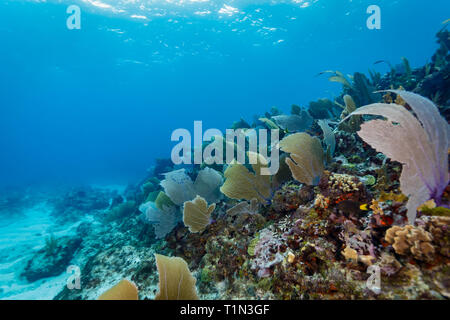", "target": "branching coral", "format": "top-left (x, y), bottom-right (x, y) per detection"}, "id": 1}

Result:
top-left (320, 71), bottom-right (379, 107)
top-left (319, 172), bottom-right (367, 208)
top-left (328, 173), bottom-right (361, 193)
top-left (351, 72), bottom-right (379, 106)
top-left (314, 194), bottom-right (330, 210)
top-left (348, 91), bottom-right (449, 224)
top-left (279, 133), bottom-right (324, 186)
